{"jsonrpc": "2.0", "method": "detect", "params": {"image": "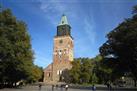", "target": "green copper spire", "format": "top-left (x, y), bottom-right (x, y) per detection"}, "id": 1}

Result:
top-left (57, 14), bottom-right (71, 36)
top-left (58, 14), bottom-right (69, 25)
